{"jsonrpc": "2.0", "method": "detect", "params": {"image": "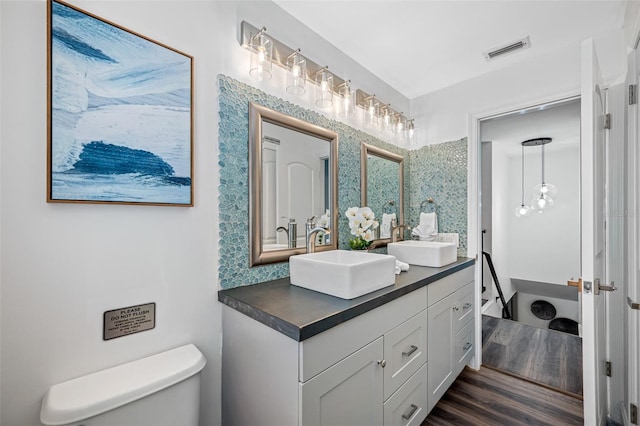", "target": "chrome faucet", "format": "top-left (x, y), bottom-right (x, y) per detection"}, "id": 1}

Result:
top-left (305, 216), bottom-right (330, 253)
top-left (391, 224), bottom-right (409, 243)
